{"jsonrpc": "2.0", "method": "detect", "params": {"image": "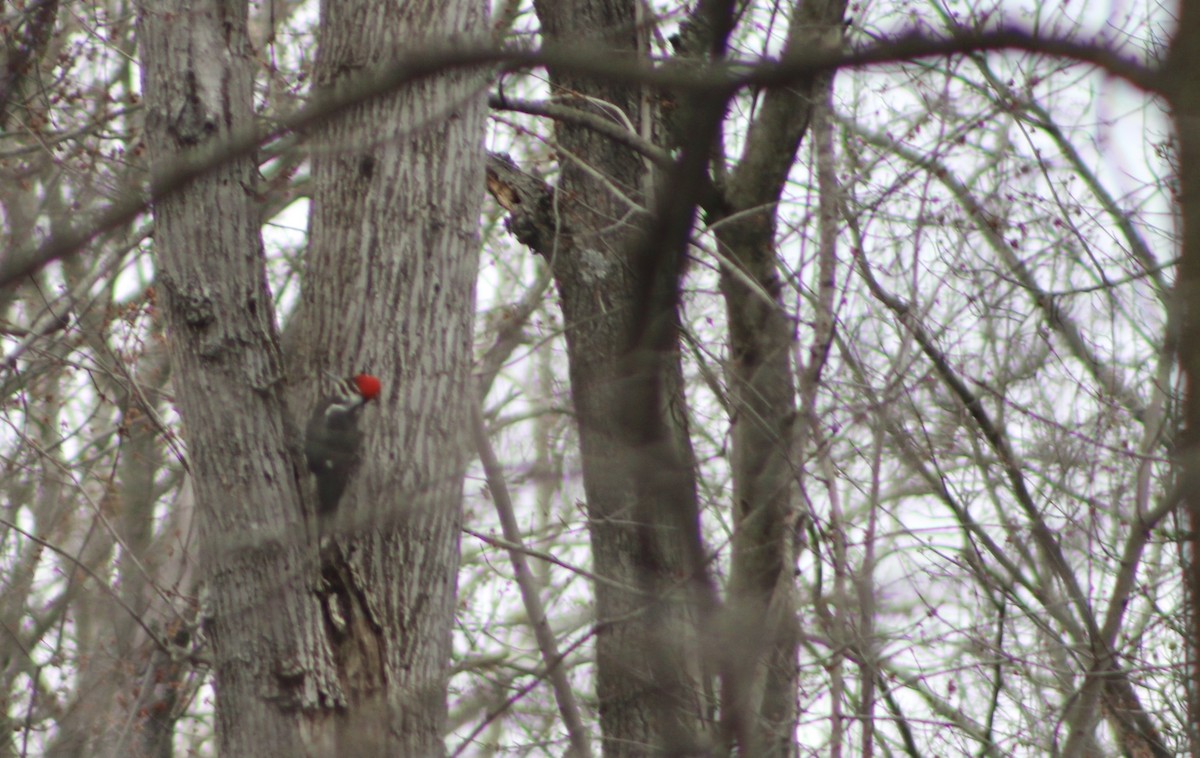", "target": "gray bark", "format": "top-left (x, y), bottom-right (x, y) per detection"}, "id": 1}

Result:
top-left (138, 2), bottom-right (326, 754)
top-left (284, 0), bottom-right (489, 753)
top-left (707, 3), bottom-right (847, 753)
top-left (1161, 3), bottom-right (1200, 755)
top-left (524, 1), bottom-right (713, 753)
